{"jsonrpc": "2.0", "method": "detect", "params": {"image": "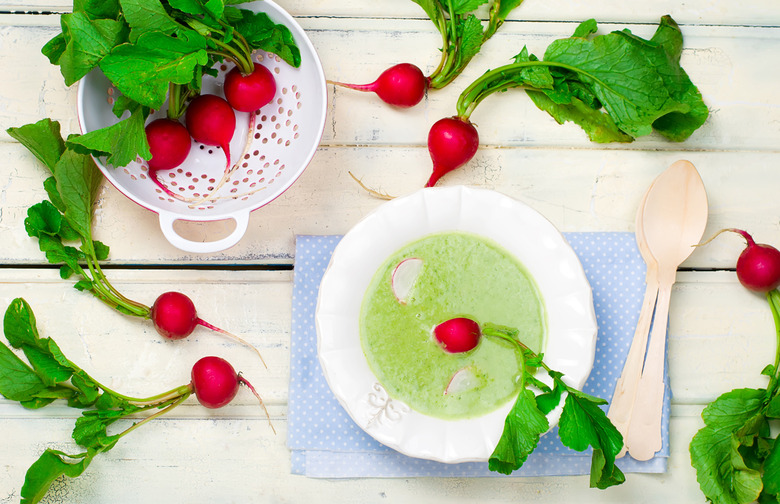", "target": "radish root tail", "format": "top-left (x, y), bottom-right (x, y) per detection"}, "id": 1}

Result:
top-left (348, 171), bottom-right (394, 200)
top-left (196, 318), bottom-right (268, 369)
top-left (696, 228), bottom-right (747, 248)
top-left (190, 111), bottom-right (257, 205)
top-left (238, 374), bottom-right (276, 434)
